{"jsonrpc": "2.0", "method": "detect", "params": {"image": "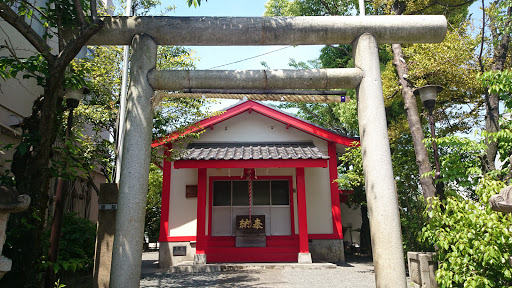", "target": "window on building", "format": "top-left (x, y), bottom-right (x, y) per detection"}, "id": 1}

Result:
top-left (213, 179), bottom-right (290, 207)
top-left (213, 181), bottom-right (231, 206)
top-left (271, 180), bottom-right (290, 205)
top-left (232, 181), bottom-right (249, 206)
top-left (253, 181), bottom-right (270, 205)
top-left (212, 178), bottom-right (292, 236)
